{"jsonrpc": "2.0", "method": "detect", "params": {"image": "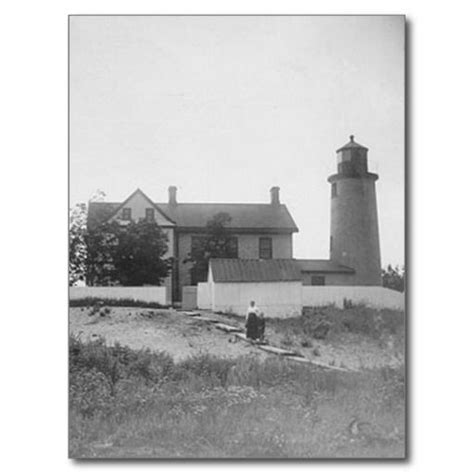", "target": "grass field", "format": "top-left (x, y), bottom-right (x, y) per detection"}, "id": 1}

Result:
top-left (69, 304), bottom-right (405, 458)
